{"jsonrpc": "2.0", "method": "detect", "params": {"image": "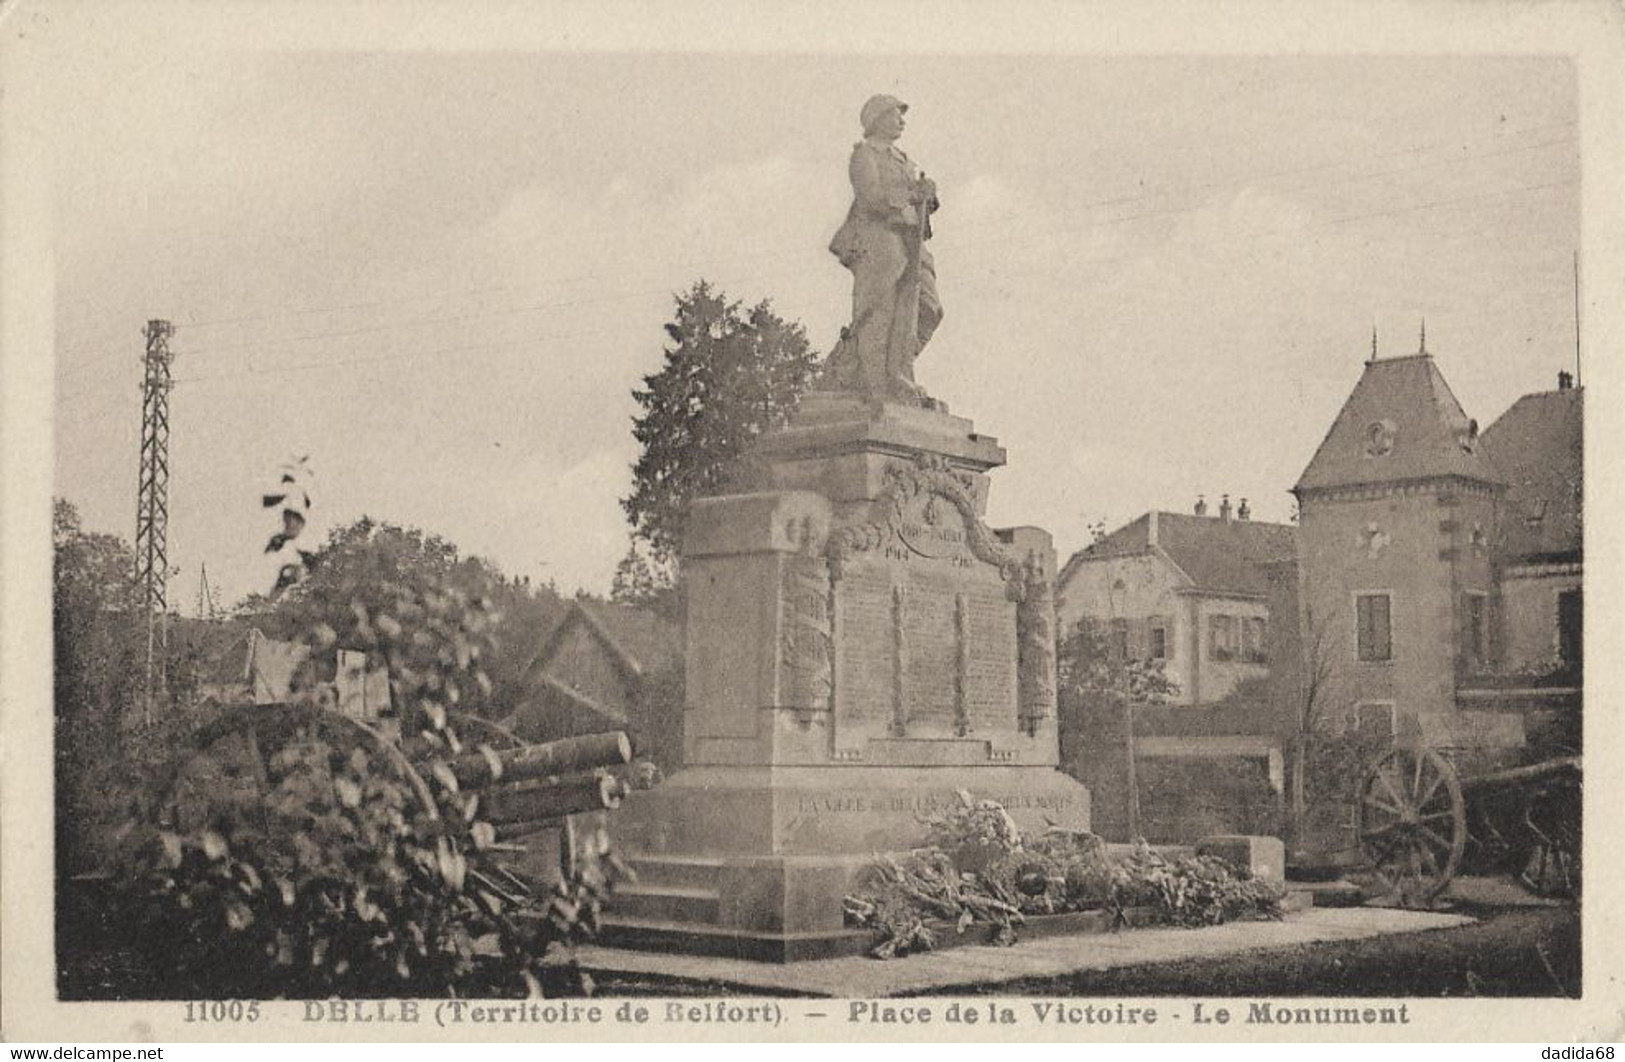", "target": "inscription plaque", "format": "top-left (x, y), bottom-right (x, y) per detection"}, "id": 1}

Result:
top-left (961, 582), bottom-right (1018, 734)
top-left (832, 564), bottom-right (894, 755)
top-left (830, 524), bottom-right (1019, 753)
top-left (900, 575), bottom-right (957, 734)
